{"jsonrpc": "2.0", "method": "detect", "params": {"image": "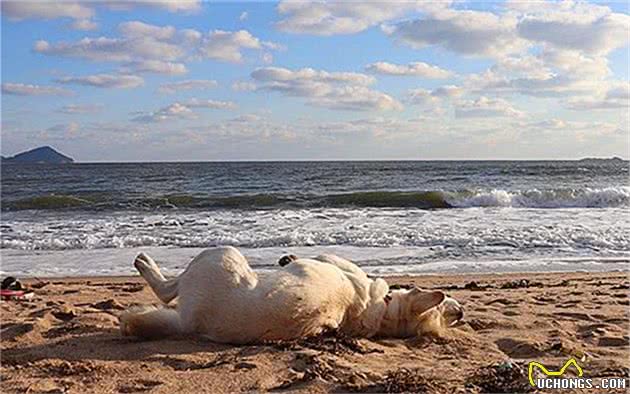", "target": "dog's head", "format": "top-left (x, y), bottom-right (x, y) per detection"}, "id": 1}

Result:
top-left (380, 288), bottom-right (463, 337)
top-left (437, 296), bottom-right (464, 327)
